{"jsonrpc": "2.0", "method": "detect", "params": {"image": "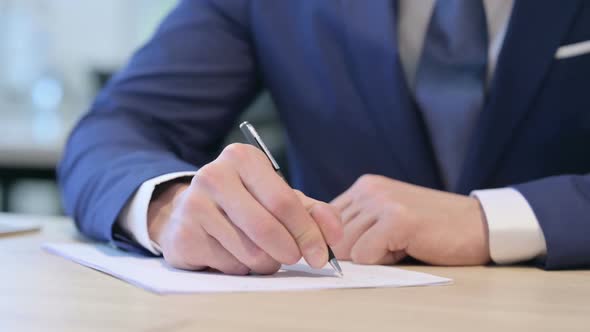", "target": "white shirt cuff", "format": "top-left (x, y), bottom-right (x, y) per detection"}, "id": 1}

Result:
top-left (118, 171), bottom-right (197, 255)
top-left (471, 187), bottom-right (547, 264)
